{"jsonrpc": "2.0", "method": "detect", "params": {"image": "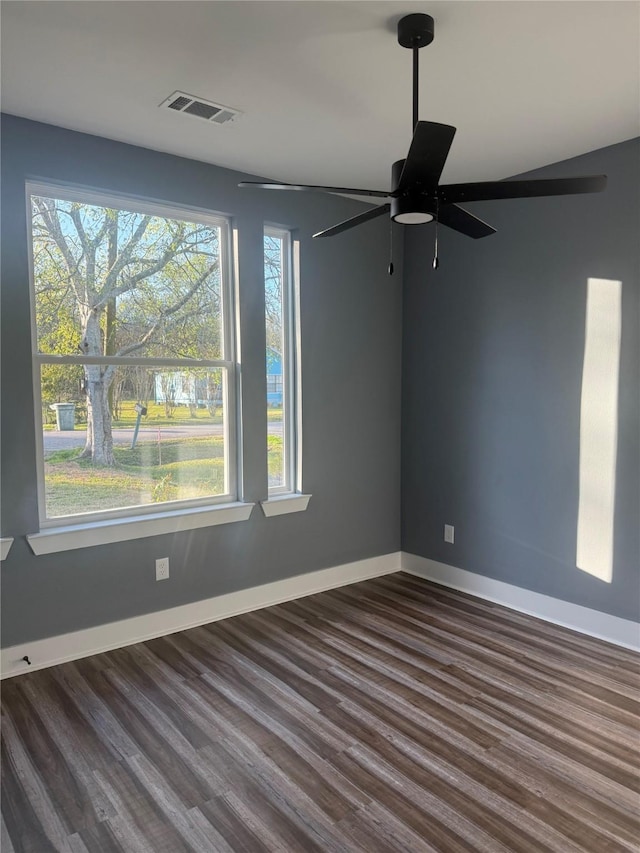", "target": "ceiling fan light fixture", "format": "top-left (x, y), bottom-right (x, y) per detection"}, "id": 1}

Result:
top-left (392, 211), bottom-right (434, 224)
top-left (390, 192), bottom-right (435, 225)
